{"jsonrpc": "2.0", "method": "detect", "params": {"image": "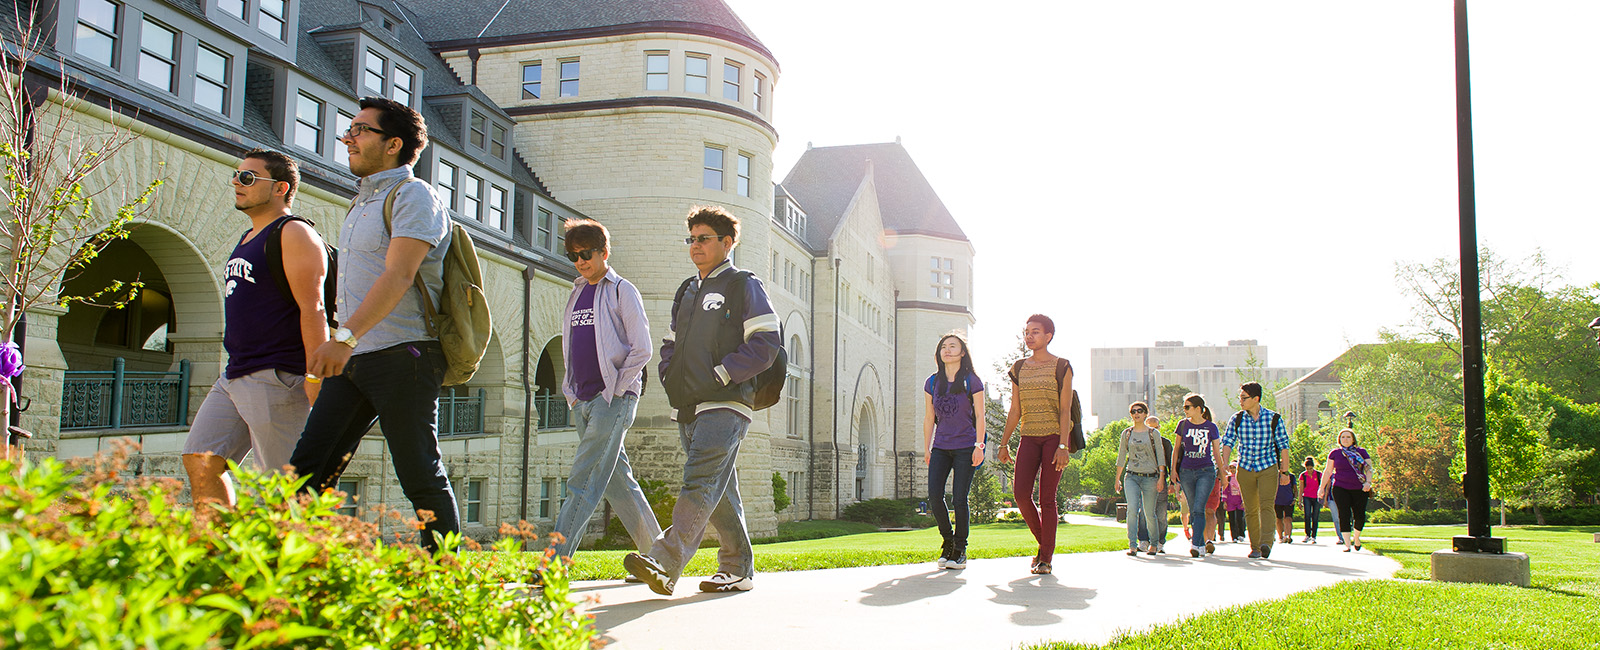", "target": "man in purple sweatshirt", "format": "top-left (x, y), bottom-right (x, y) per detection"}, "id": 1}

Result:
top-left (624, 206), bottom-right (781, 596)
